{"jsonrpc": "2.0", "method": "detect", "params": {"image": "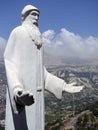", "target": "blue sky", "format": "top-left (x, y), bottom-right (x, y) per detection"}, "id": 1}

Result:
top-left (0, 0), bottom-right (98, 39)
top-left (0, 0), bottom-right (98, 62)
